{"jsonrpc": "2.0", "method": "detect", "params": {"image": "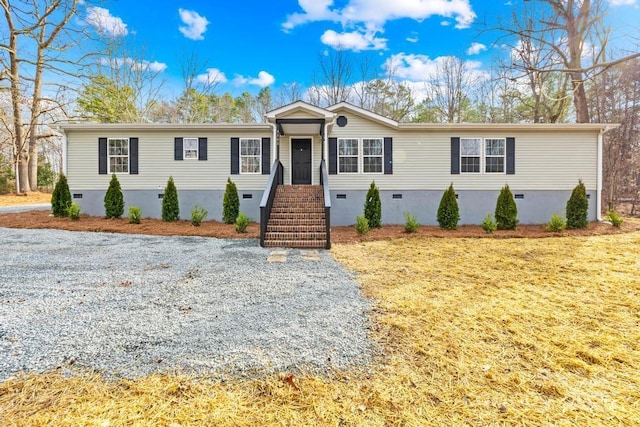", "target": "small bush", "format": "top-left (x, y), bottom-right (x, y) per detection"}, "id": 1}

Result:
top-left (566, 180), bottom-right (589, 229)
top-left (546, 213), bottom-right (566, 232)
top-left (0, 176), bottom-right (8, 194)
top-left (607, 210), bottom-right (623, 227)
top-left (355, 215), bottom-right (370, 235)
top-left (482, 212), bottom-right (497, 234)
top-left (51, 173), bottom-right (72, 217)
top-left (67, 202), bottom-right (81, 220)
top-left (437, 183), bottom-right (459, 230)
top-left (223, 178), bottom-right (239, 224)
top-left (404, 212), bottom-right (419, 233)
top-left (128, 206), bottom-right (141, 224)
top-left (364, 181), bottom-right (382, 228)
top-left (495, 184), bottom-right (518, 230)
top-left (104, 174), bottom-right (124, 219)
top-left (162, 176), bottom-right (180, 222)
top-left (191, 205), bottom-right (208, 226)
top-left (234, 212), bottom-right (250, 233)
